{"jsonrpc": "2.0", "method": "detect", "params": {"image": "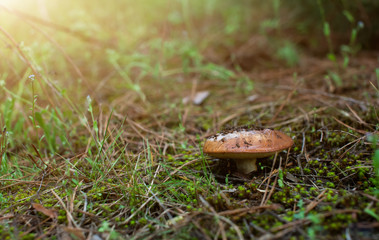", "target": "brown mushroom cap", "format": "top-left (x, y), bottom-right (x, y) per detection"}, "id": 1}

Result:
top-left (203, 129), bottom-right (294, 159)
